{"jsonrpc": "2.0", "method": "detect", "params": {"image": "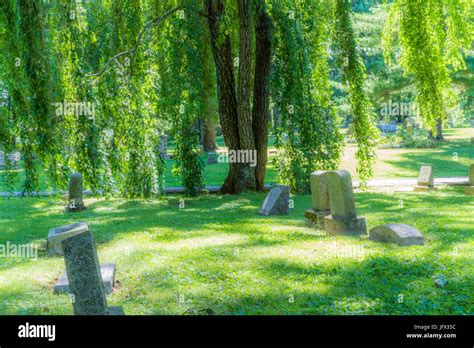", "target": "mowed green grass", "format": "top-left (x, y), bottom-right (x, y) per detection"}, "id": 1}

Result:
top-left (0, 186), bottom-right (472, 315)
top-left (1, 128), bottom-right (472, 191)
